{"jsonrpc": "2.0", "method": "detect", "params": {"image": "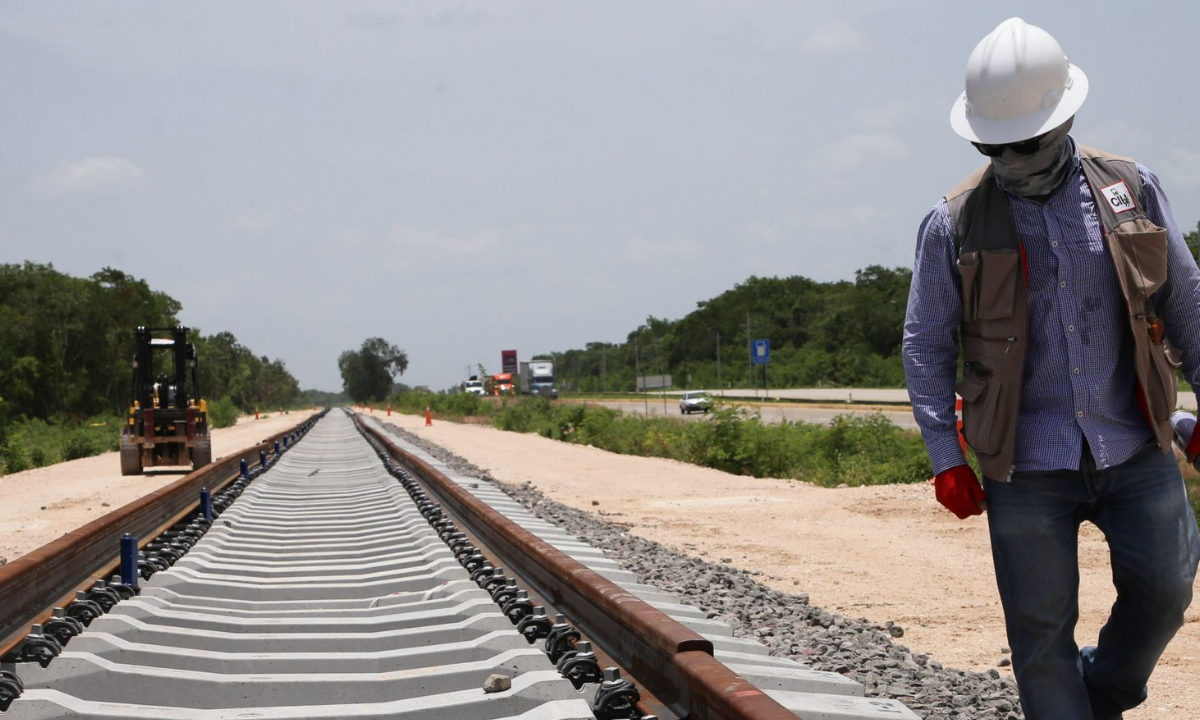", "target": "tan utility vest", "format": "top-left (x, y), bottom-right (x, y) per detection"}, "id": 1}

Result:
top-left (945, 146), bottom-right (1177, 480)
